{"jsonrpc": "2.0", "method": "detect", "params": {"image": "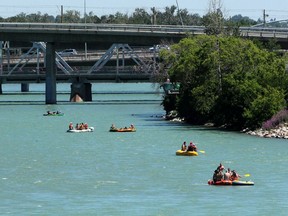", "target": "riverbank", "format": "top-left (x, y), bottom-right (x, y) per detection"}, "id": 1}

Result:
top-left (165, 110), bottom-right (288, 139)
top-left (245, 123), bottom-right (288, 139)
